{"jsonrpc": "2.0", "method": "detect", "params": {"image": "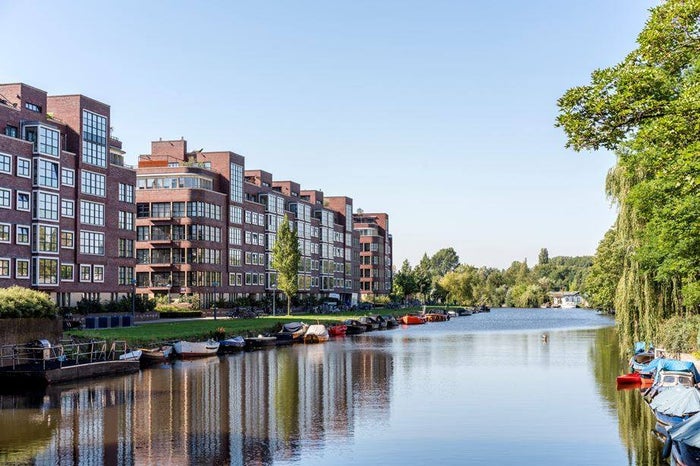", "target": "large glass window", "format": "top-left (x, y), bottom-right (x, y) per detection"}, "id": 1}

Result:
top-left (230, 205), bottom-right (242, 224)
top-left (34, 258), bottom-right (59, 285)
top-left (79, 231), bottom-right (104, 255)
top-left (34, 159), bottom-right (60, 189)
top-left (136, 226), bottom-right (149, 241)
top-left (118, 183), bottom-right (134, 203)
top-left (82, 110), bottom-right (107, 167)
top-left (34, 192), bottom-right (59, 220)
top-left (81, 171), bottom-right (106, 197)
top-left (118, 211), bottom-right (134, 230)
top-left (38, 126), bottom-right (60, 156)
top-left (34, 225), bottom-right (59, 253)
top-left (230, 163), bottom-right (243, 203)
top-left (79, 200), bottom-right (104, 226)
top-left (118, 266), bottom-right (134, 285)
top-left (118, 238), bottom-right (134, 257)
top-left (151, 202), bottom-right (171, 218)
